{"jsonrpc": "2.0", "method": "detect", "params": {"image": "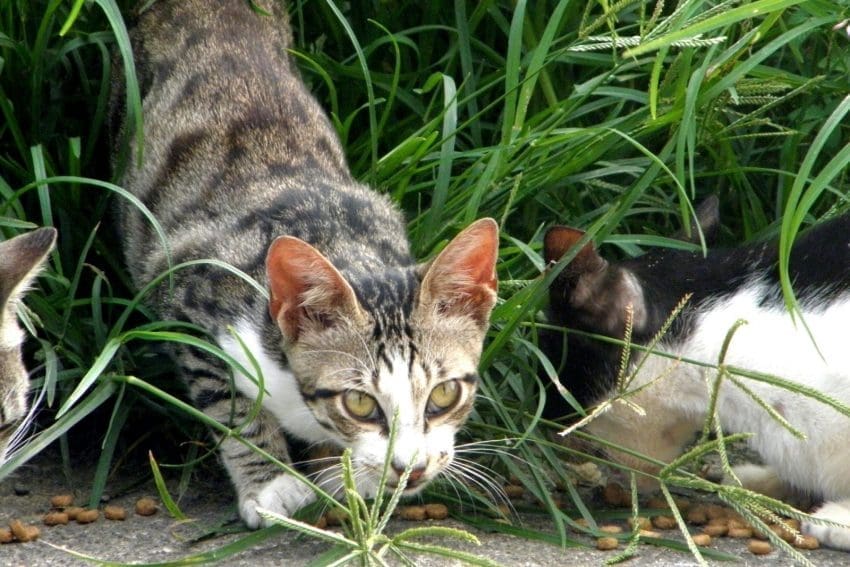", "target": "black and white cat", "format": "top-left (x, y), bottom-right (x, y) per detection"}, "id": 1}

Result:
top-left (541, 198), bottom-right (850, 549)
